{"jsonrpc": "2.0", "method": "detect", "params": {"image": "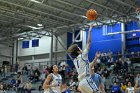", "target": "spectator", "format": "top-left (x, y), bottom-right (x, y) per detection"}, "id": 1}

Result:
top-left (121, 83), bottom-right (127, 93)
top-left (16, 74), bottom-right (22, 86)
top-left (135, 74), bottom-right (140, 82)
top-left (126, 58), bottom-right (131, 66)
top-left (27, 65), bottom-right (31, 75)
top-left (40, 72), bottom-right (46, 85)
top-left (0, 68), bottom-right (4, 77)
top-left (23, 65), bottom-right (28, 74)
top-left (24, 80), bottom-right (32, 93)
top-left (107, 55), bottom-right (114, 67)
top-left (101, 74), bottom-right (106, 86)
top-left (120, 59), bottom-right (128, 73)
top-left (108, 50), bottom-right (113, 57)
top-left (111, 82), bottom-right (120, 93)
top-left (114, 60), bottom-right (121, 74)
top-left (134, 78), bottom-right (140, 93)
top-left (15, 62), bottom-right (19, 73)
top-left (101, 51), bottom-right (107, 64)
top-left (126, 81), bottom-right (134, 93)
